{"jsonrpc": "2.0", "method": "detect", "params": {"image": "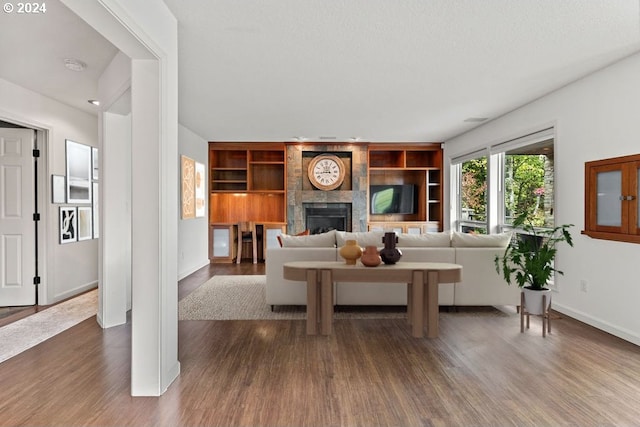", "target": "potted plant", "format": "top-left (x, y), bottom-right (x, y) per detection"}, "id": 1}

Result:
top-left (494, 212), bottom-right (574, 314)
